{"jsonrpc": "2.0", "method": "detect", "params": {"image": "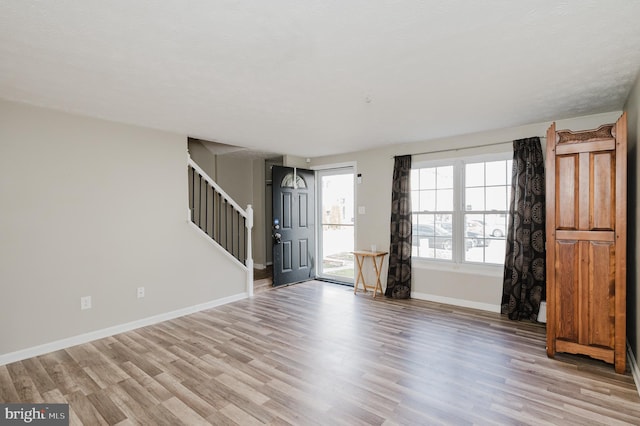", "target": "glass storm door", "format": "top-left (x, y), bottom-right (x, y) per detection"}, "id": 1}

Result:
top-left (318, 168), bottom-right (355, 283)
